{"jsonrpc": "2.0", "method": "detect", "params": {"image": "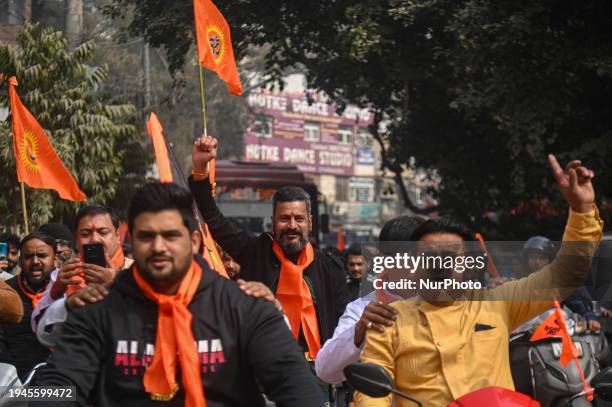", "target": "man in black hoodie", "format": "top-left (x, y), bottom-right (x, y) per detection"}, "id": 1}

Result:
top-left (34, 182), bottom-right (323, 406)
